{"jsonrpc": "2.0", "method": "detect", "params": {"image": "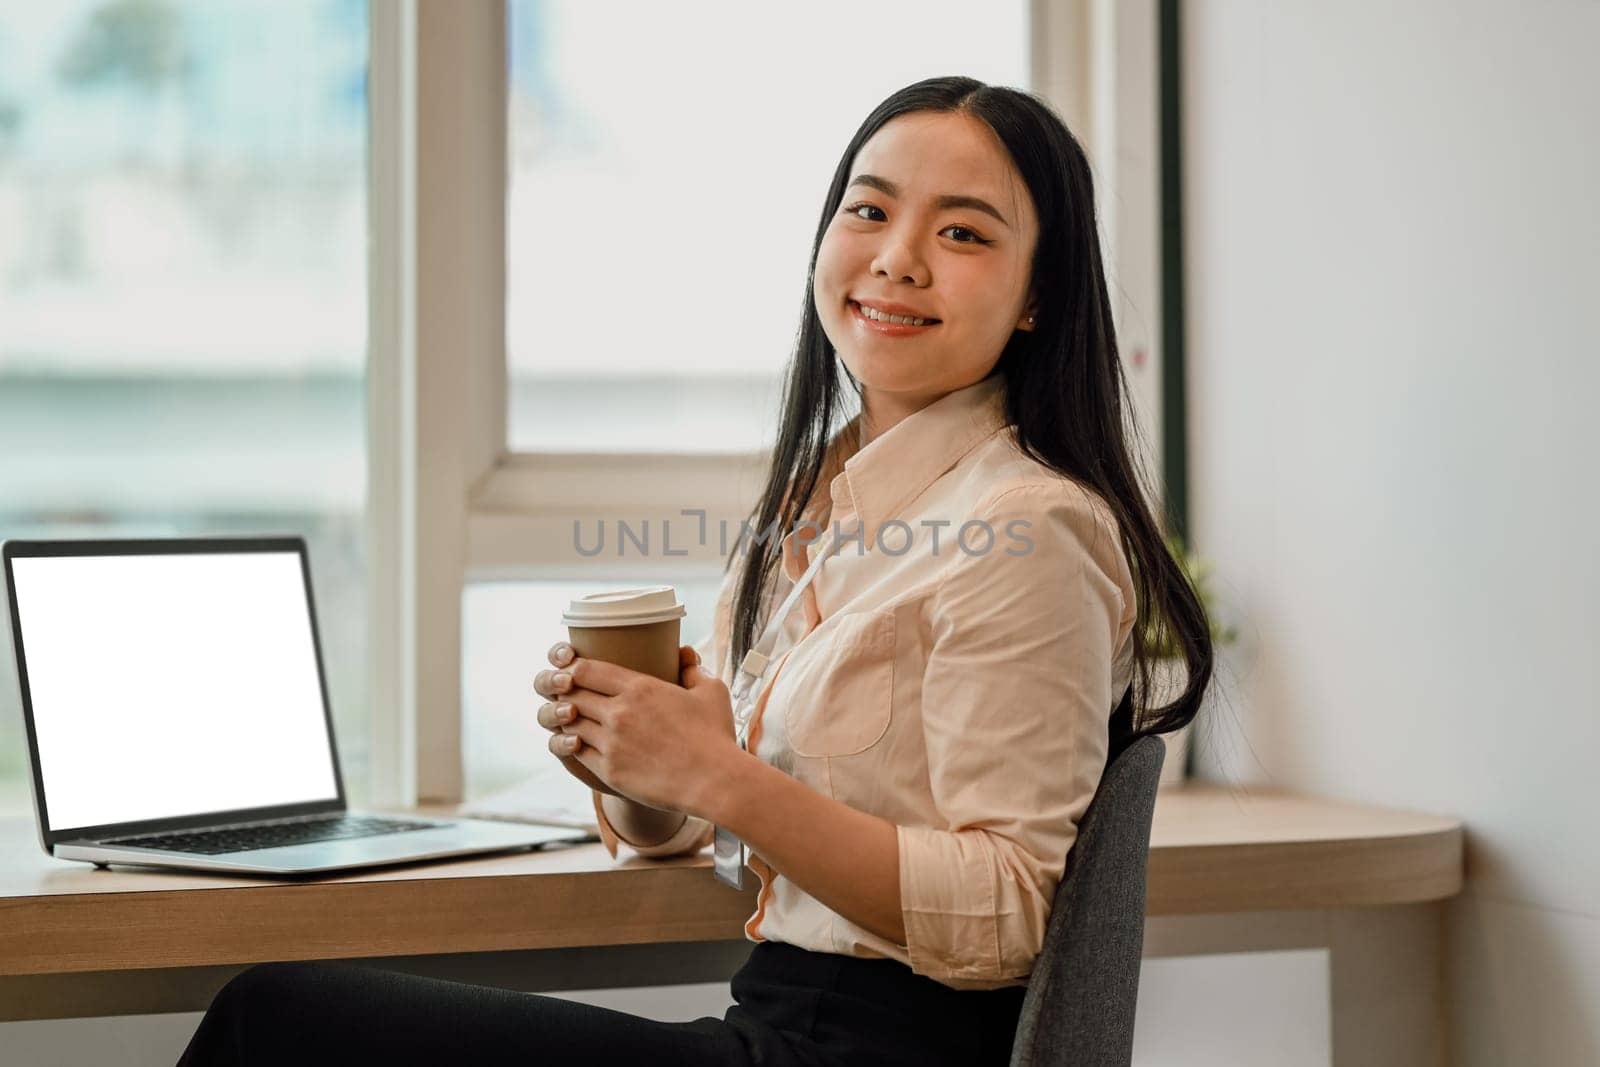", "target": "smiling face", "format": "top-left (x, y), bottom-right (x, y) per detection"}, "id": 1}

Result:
top-left (813, 110), bottom-right (1040, 436)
